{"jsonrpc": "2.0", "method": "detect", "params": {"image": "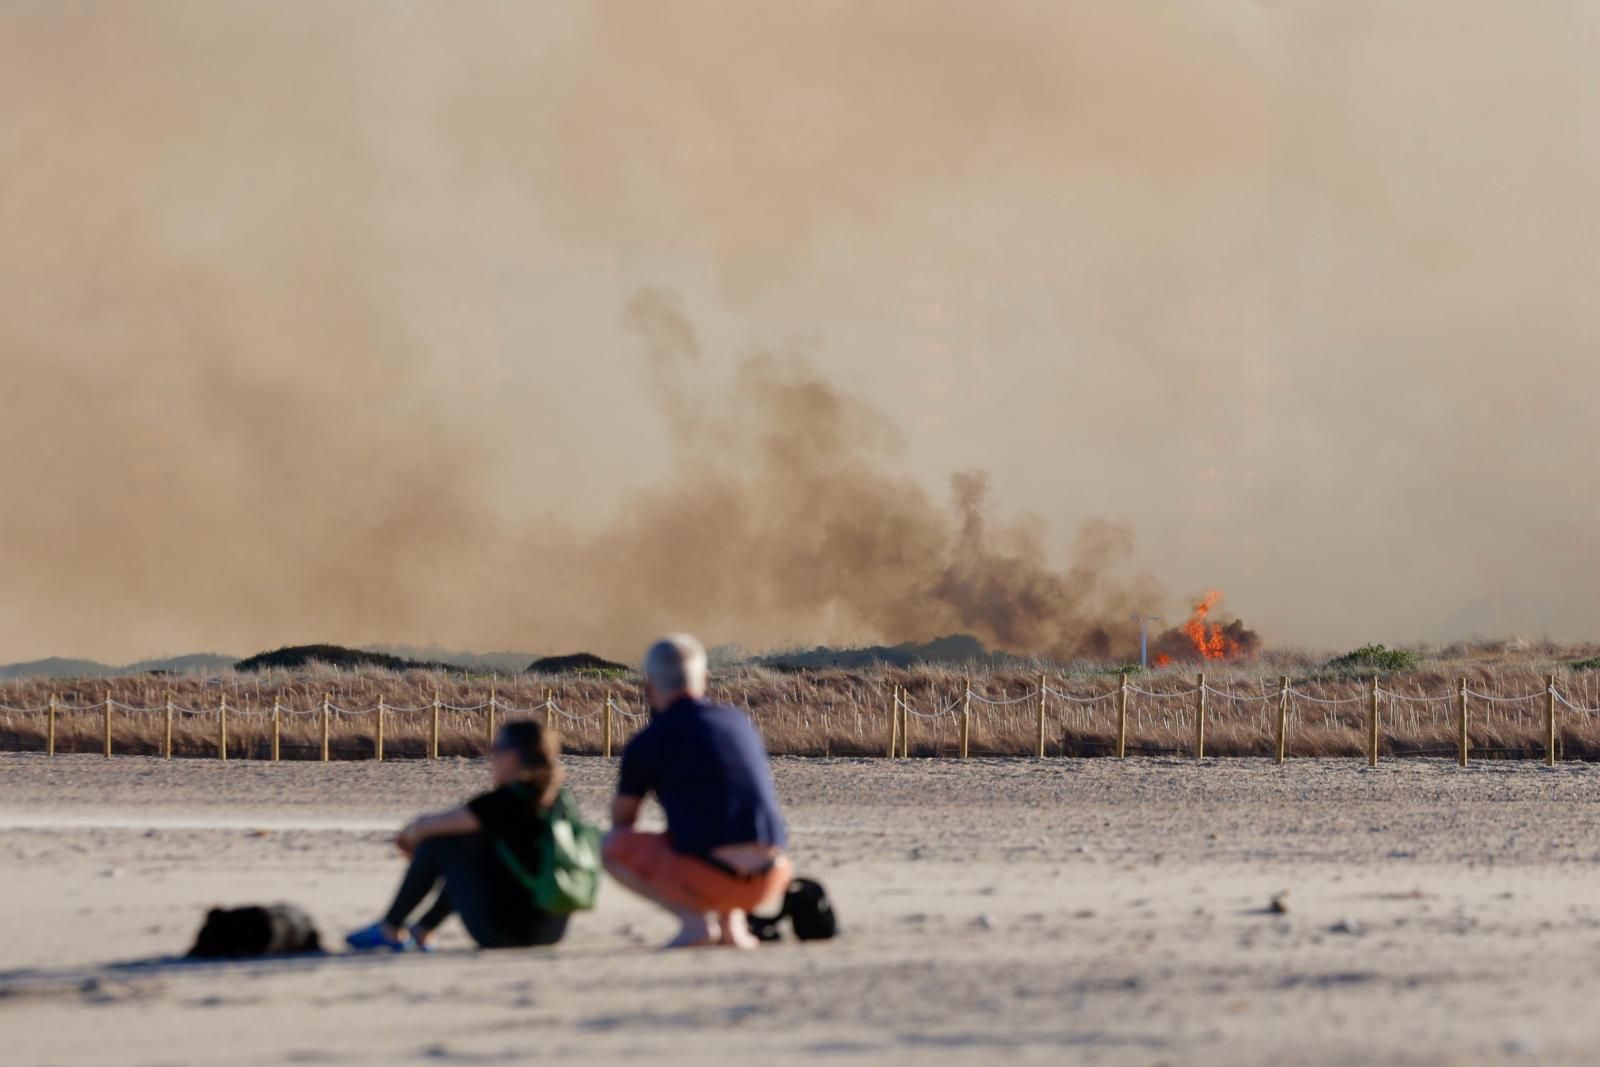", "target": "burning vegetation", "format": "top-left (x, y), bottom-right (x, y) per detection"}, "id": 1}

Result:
top-left (1151, 591), bottom-right (1260, 666)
